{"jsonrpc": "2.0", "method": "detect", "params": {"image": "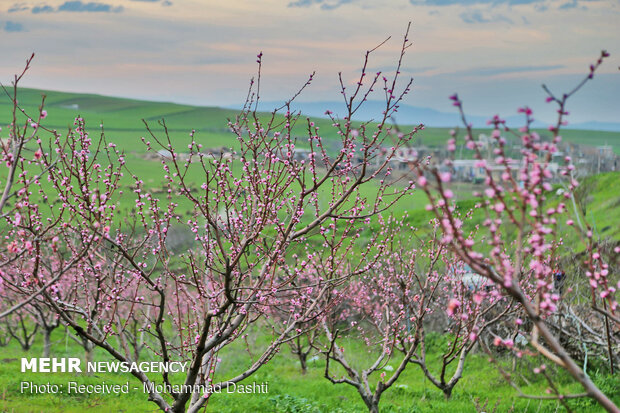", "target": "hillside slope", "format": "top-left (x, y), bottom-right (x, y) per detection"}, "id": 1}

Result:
top-left (2, 88), bottom-right (619, 154)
